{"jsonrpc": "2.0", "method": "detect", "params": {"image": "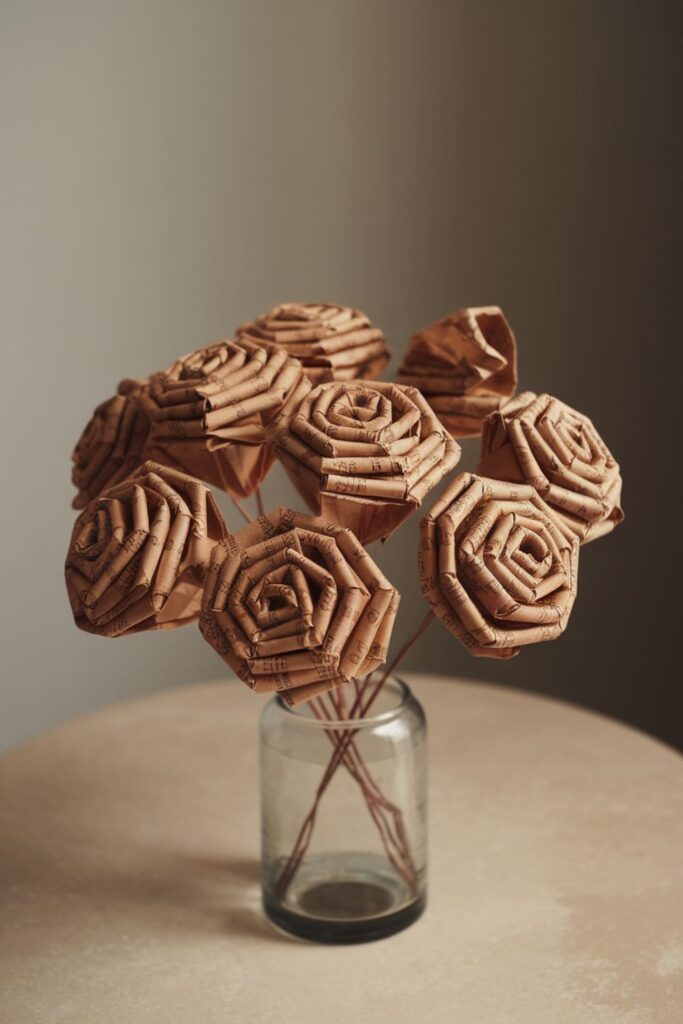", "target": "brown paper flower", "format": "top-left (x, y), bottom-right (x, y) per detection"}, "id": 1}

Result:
top-left (65, 462), bottom-right (227, 637)
top-left (274, 380), bottom-right (461, 544)
top-left (397, 306), bottom-right (517, 437)
top-left (71, 384), bottom-right (153, 510)
top-left (142, 338), bottom-right (310, 499)
top-left (419, 473), bottom-right (579, 658)
top-left (199, 508), bottom-right (400, 705)
top-left (236, 302), bottom-right (390, 384)
top-left (477, 392), bottom-right (624, 544)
